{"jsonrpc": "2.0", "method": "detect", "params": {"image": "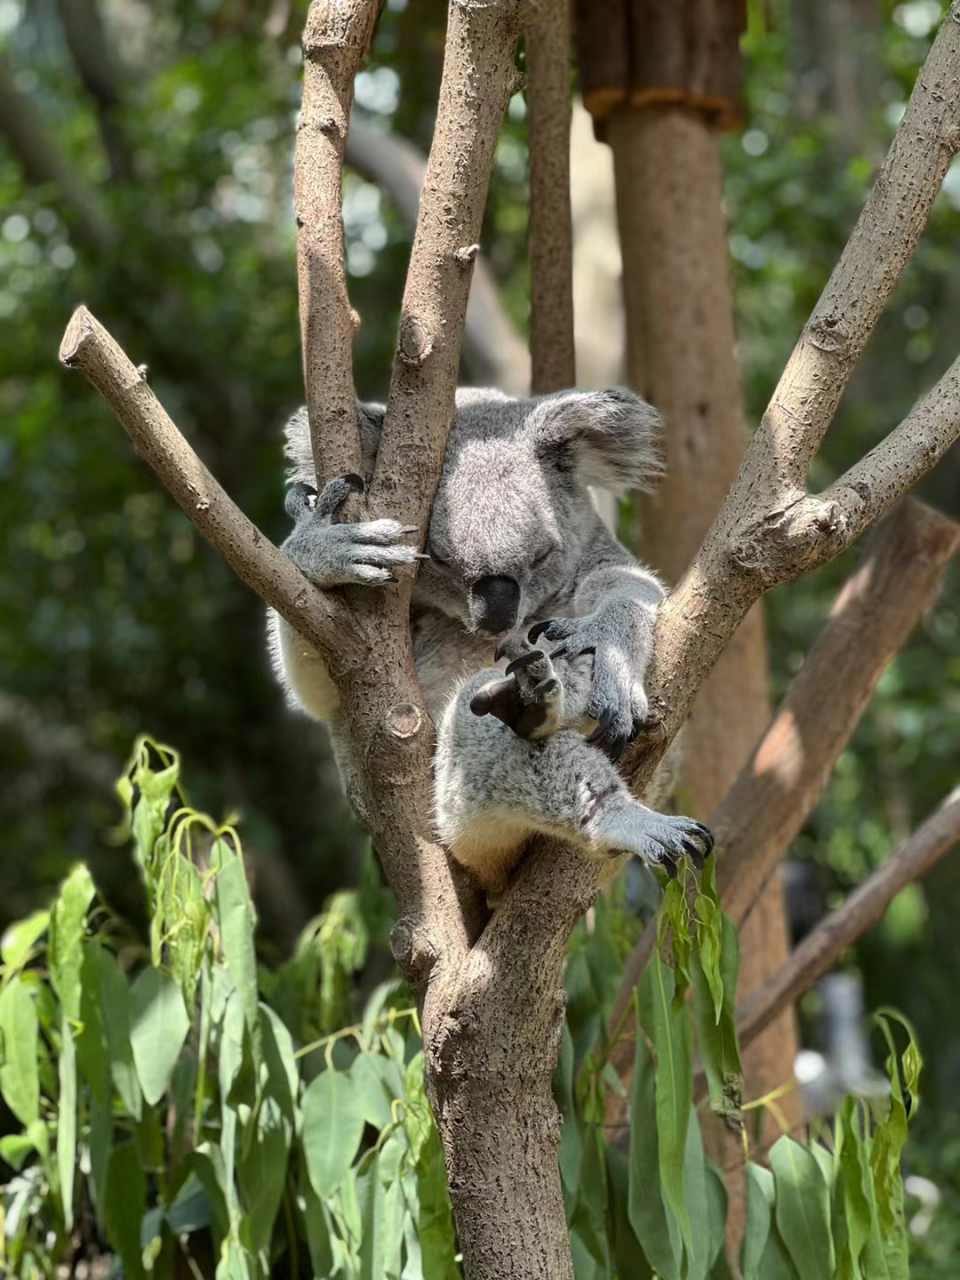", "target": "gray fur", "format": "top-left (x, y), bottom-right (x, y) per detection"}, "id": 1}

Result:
top-left (268, 386), bottom-right (709, 897)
